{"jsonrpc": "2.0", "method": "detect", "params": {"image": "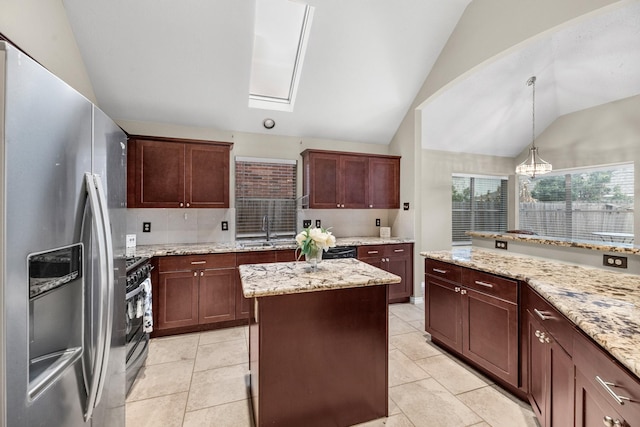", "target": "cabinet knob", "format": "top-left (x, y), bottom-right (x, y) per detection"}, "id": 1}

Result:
top-left (603, 416), bottom-right (614, 427)
top-left (186, 202), bottom-right (190, 208)
top-left (454, 287), bottom-right (461, 293)
top-left (535, 330), bottom-right (541, 338)
top-left (180, 202), bottom-right (184, 207)
top-left (337, 204), bottom-right (340, 208)
top-left (369, 204), bottom-right (373, 208)
top-left (341, 204), bottom-right (345, 208)
top-left (193, 272), bottom-right (197, 276)
top-left (200, 271), bottom-right (204, 276)
top-left (460, 289), bottom-right (467, 295)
